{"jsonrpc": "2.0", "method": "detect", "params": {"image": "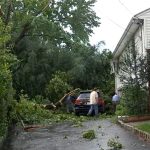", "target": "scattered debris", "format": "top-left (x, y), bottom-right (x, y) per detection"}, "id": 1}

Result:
top-left (107, 137), bottom-right (123, 149)
top-left (63, 135), bottom-right (68, 139)
top-left (82, 130), bottom-right (96, 140)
